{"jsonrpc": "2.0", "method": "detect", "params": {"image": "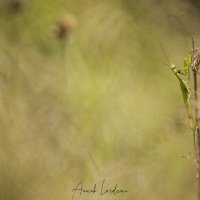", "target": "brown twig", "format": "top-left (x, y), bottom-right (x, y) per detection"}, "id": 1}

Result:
top-left (191, 36), bottom-right (200, 200)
